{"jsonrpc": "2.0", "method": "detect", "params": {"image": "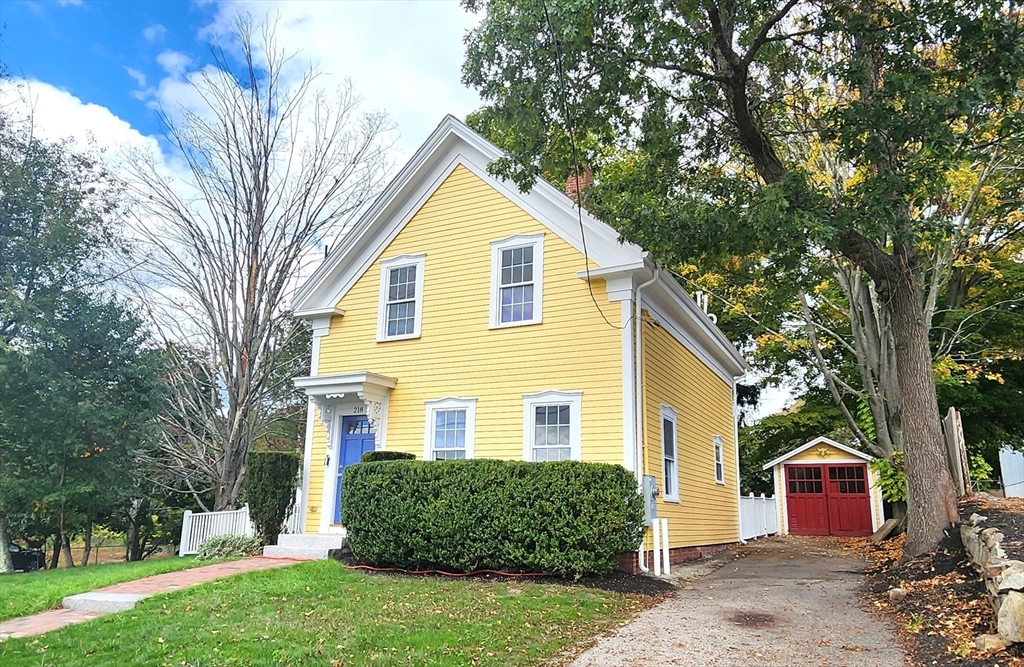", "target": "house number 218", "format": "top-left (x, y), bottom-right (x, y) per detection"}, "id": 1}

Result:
top-left (352, 406), bottom-right (365, 414)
